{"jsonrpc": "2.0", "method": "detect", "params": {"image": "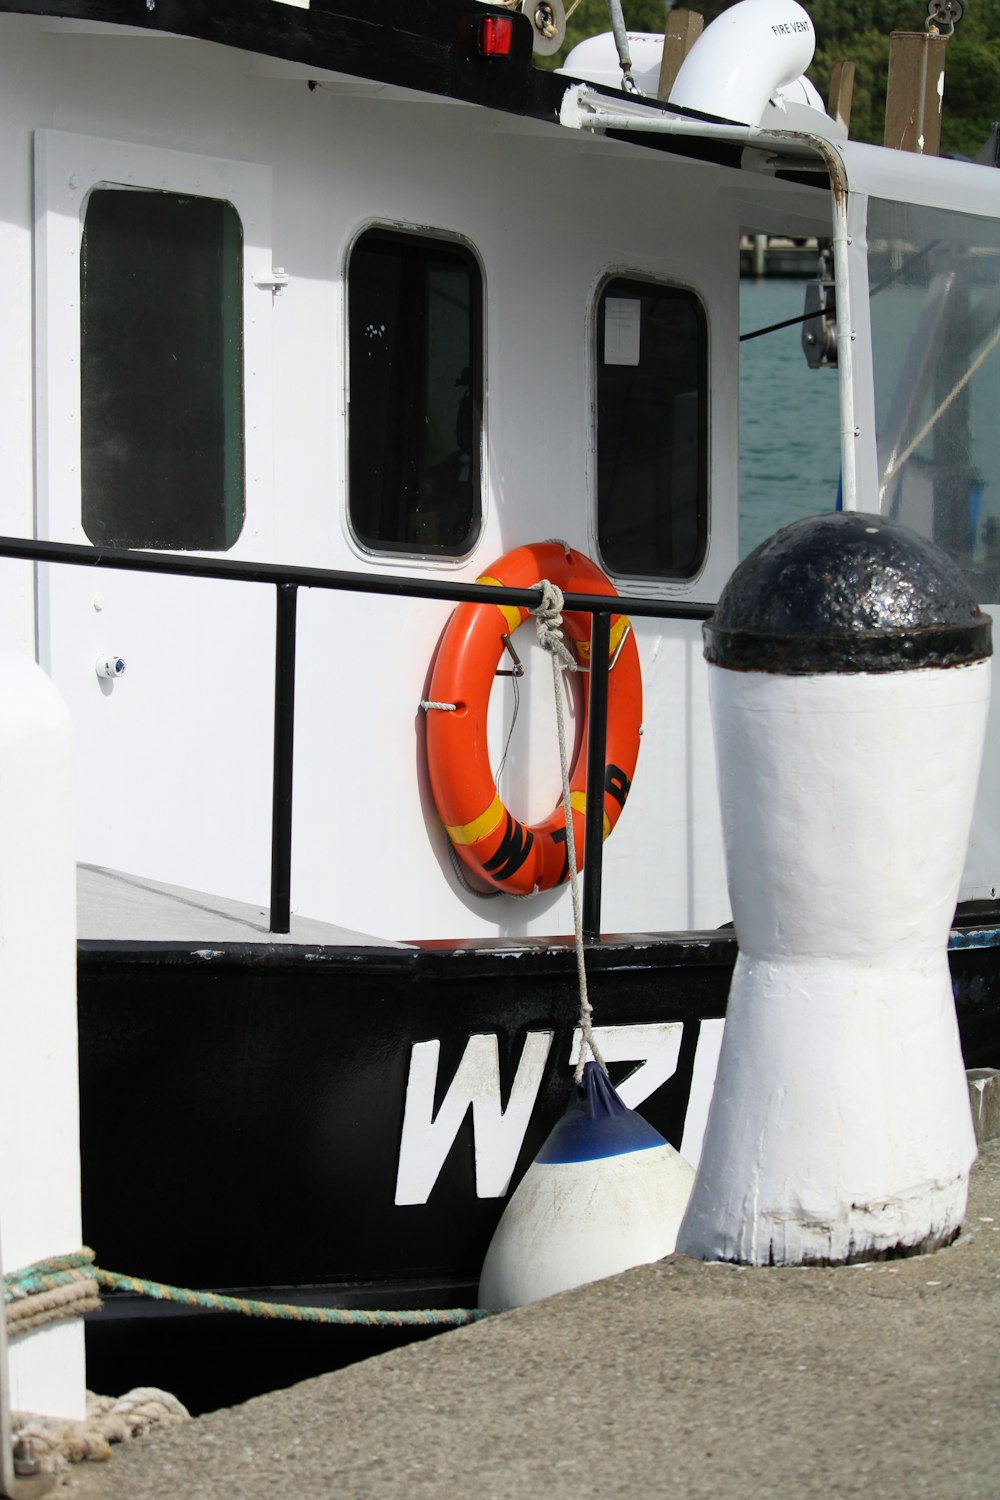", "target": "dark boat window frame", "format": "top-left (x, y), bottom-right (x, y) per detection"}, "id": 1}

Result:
top-left (346, 224), bottom-right (485, 561)
top-left (79, 183), bottom-right (246, 553)
top-left (593, 273), bottom-right (709, 583)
